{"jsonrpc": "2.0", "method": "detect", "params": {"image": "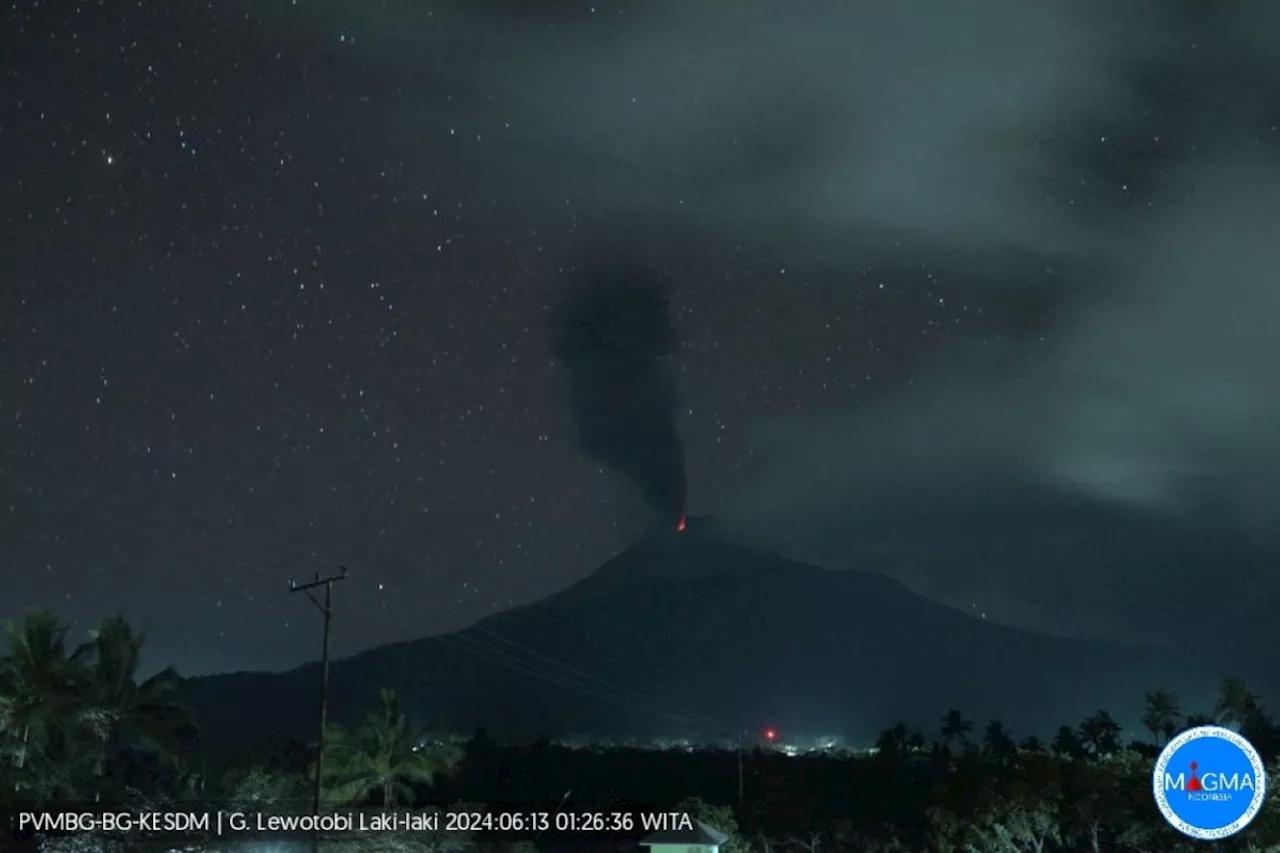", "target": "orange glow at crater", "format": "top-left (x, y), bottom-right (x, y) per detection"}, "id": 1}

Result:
top-left (675, 514), bottom-right (687, 532)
